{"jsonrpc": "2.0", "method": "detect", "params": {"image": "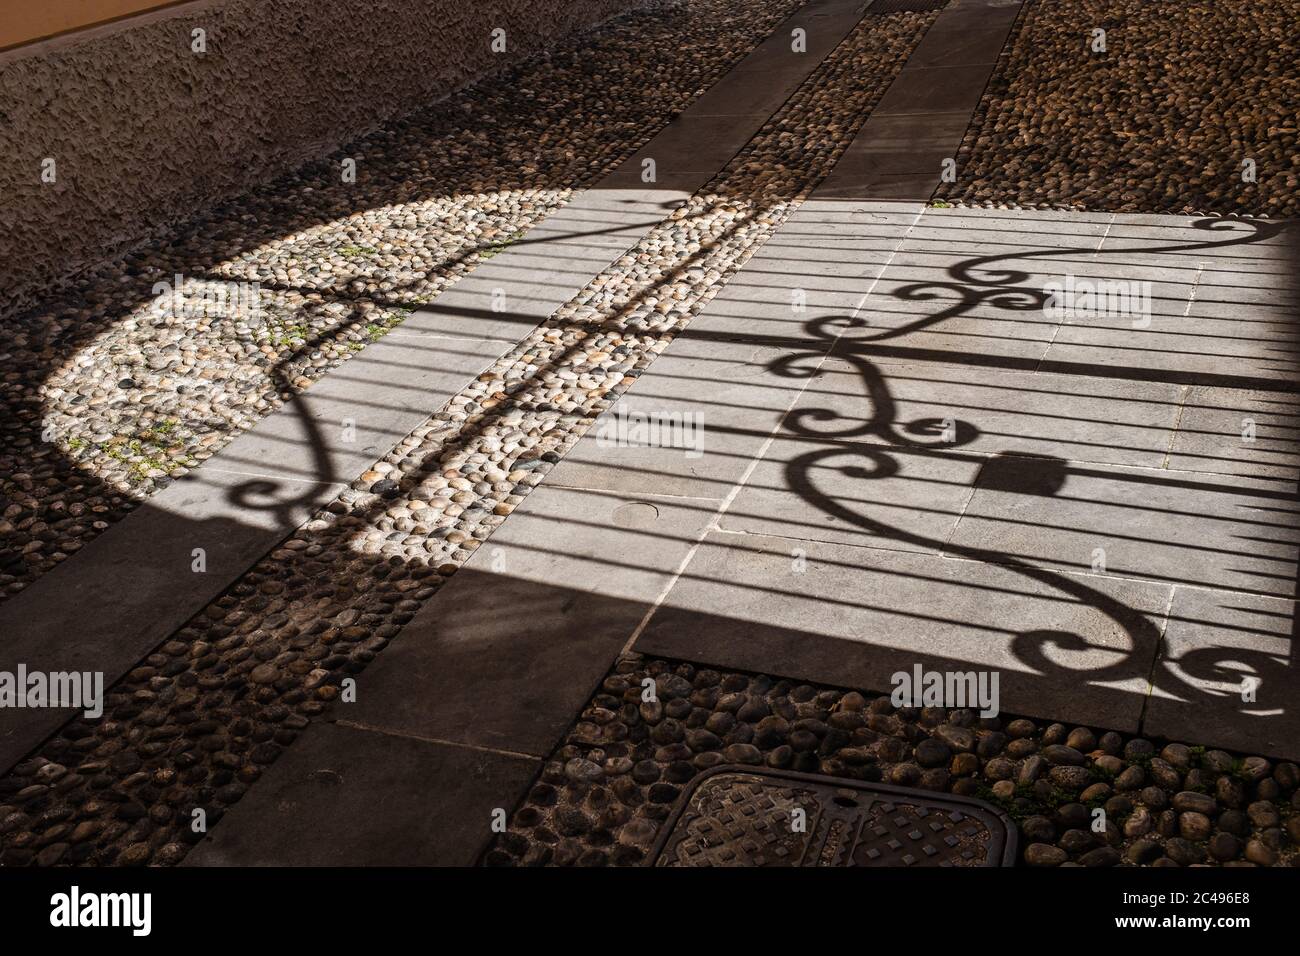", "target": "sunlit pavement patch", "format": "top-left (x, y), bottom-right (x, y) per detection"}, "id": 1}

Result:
top-left (0, 3), bottom-right (940, 868)
top-left (648, 767), bottom-right (1015, 866)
